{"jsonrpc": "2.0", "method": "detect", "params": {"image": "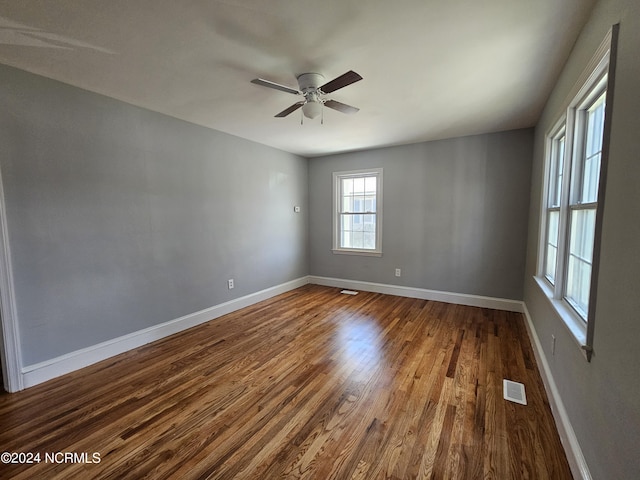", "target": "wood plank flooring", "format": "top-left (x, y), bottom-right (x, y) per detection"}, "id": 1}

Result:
top-left (0, 285), bottom-right (572, 479)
